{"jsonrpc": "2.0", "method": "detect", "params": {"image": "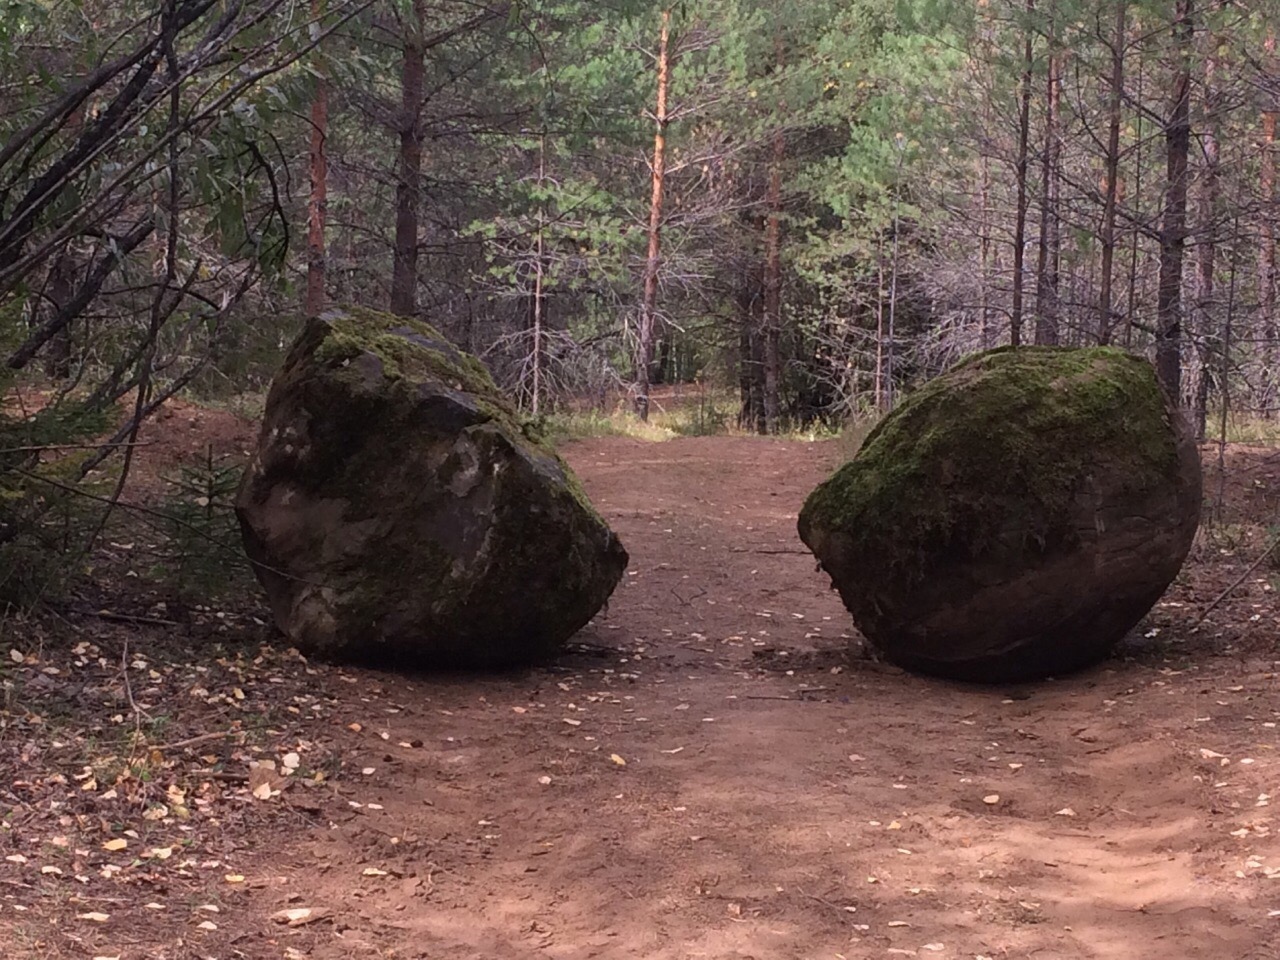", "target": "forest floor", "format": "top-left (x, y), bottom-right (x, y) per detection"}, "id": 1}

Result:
top-left (3, 412), bottom-right (1280, 960)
